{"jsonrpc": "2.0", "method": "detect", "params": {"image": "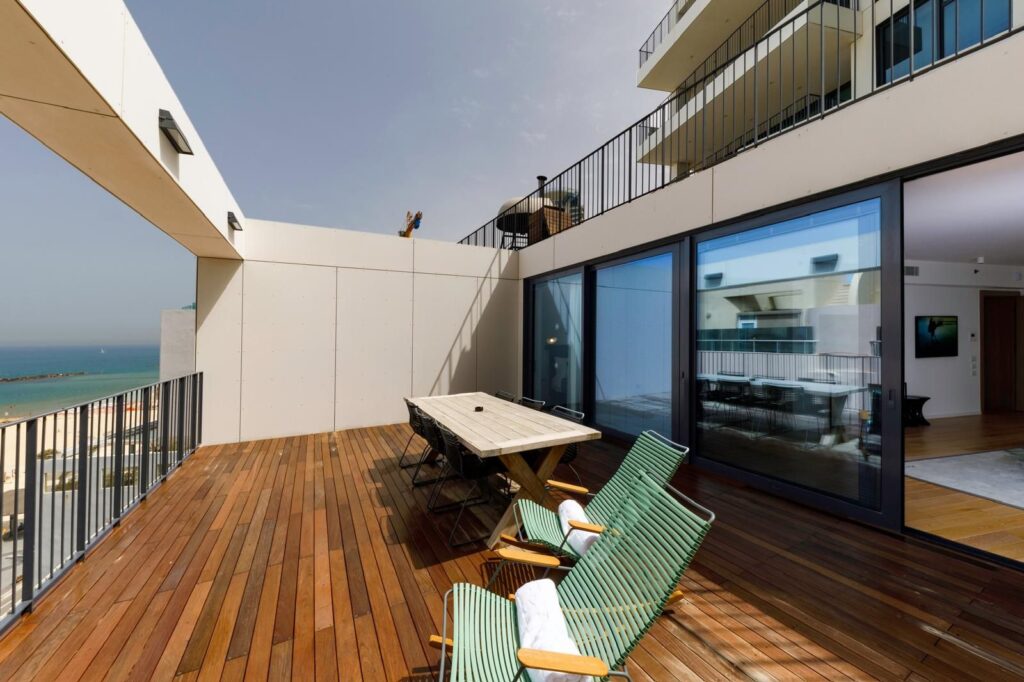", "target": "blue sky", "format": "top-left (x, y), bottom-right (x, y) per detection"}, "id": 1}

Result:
top-left (0, 0), bottom-right (663, 346)
top-left (0, 1), bottom-right (665, 346)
